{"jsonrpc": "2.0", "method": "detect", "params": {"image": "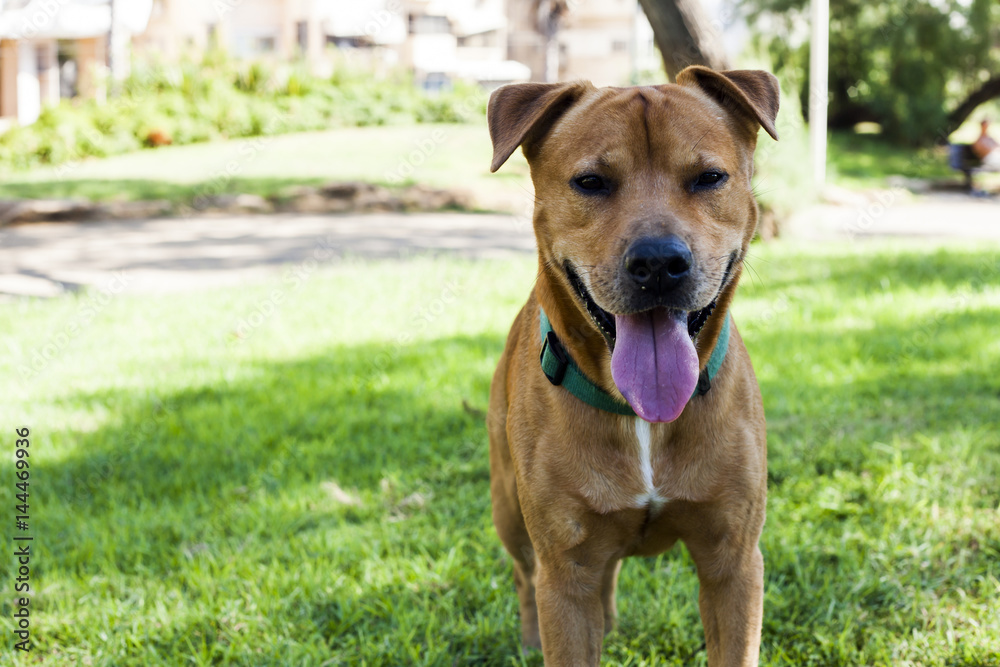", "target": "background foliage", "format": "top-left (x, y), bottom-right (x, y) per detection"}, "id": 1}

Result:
top-left (747, 0), bottom-right (1000, 145)
top-left (0, 55), bottom-right (486, 172)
